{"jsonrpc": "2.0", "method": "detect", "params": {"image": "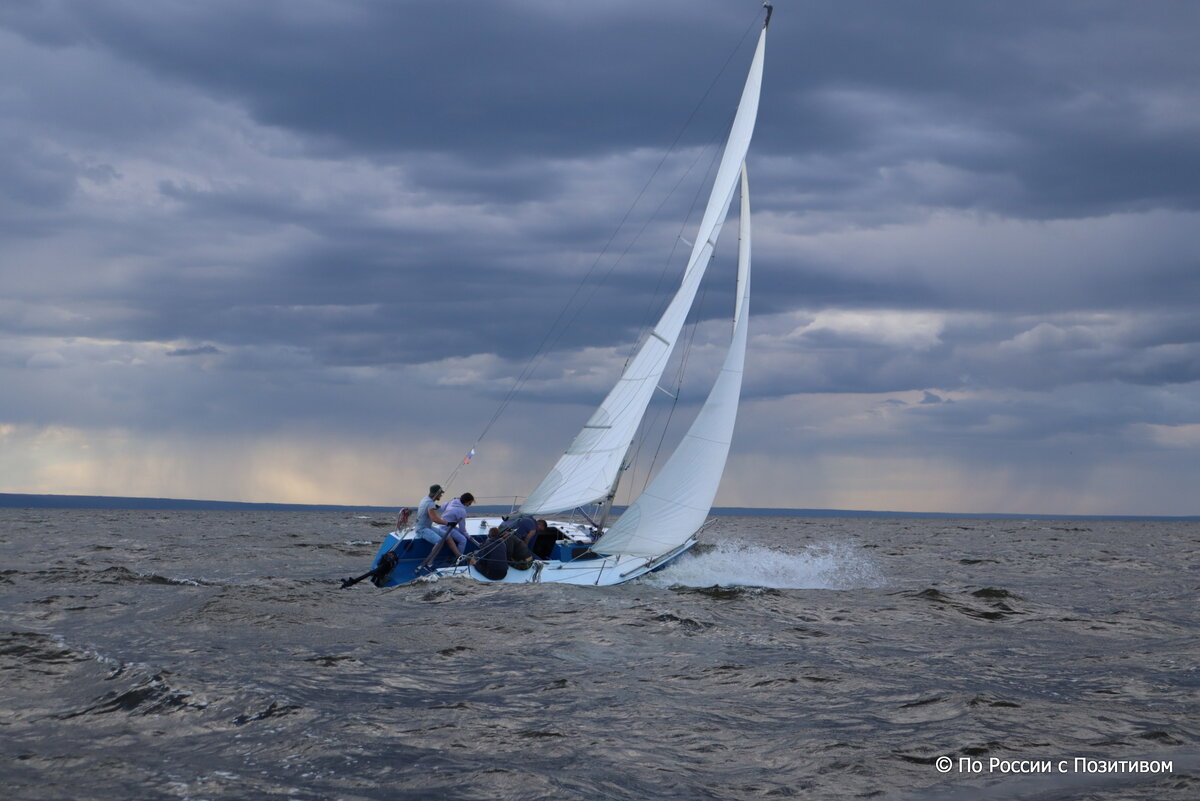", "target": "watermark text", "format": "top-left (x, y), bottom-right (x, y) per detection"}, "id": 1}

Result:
top-left (935, 756), bottom-right (1173, 775)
